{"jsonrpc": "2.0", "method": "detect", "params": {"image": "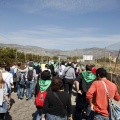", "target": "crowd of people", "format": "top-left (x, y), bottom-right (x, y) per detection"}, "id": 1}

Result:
top-left (0, 60), bottom-right (120, 120)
